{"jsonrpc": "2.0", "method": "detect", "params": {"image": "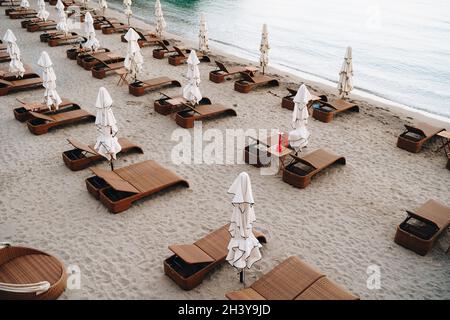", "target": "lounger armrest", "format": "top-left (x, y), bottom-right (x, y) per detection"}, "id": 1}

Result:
top-left (0, 281), bottom-right (50, 295)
